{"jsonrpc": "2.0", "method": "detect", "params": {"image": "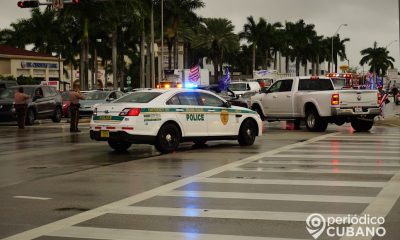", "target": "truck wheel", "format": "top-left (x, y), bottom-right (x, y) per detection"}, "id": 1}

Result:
top-left (305, 109), bottom-right (327, 132)
top-left (52, 107), bottom-right (62, 123)
top-left (351, 118), bottom-right (374, 132)
top-left (238, 119), bottom-right (257, 146)
top-left (108, 140), bottom-right (132, 152)
top-left (155, 123), bottom-right (181, 153)
top-left (25, 108), bottom-right (35, 126)
top-left (252, 105), bottom-right (265, 121)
